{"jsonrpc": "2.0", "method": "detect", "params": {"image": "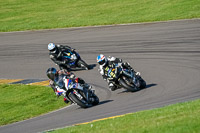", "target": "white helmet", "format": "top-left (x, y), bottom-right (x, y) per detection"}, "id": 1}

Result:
top-left (97, 54), bottom-right (108, 66)
top-left (48, 43), bottom-right (56, 51)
